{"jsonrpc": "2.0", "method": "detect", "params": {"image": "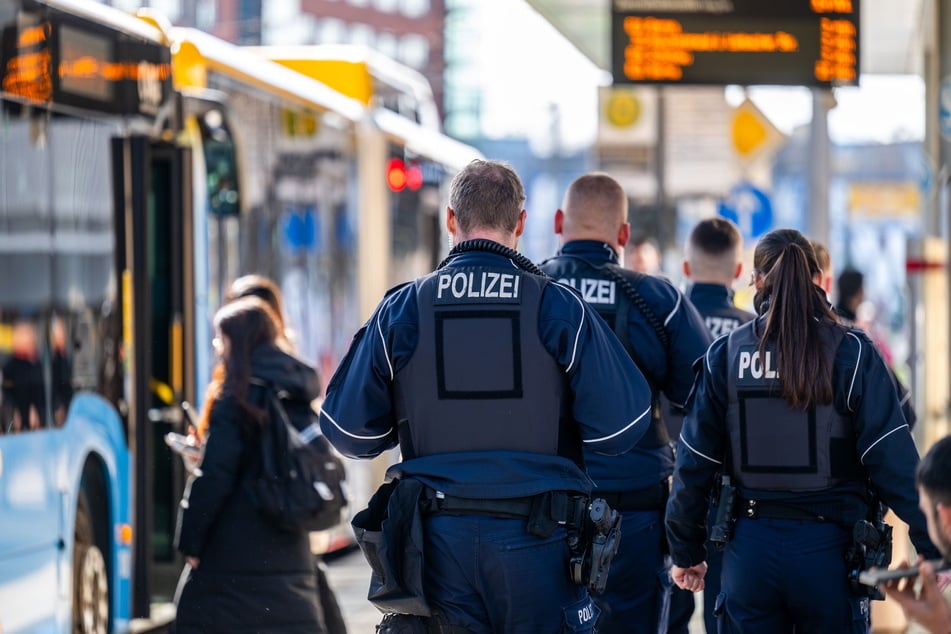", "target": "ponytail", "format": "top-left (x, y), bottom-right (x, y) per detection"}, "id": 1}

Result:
top-left (754, 229), bottom-right (837, 409)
